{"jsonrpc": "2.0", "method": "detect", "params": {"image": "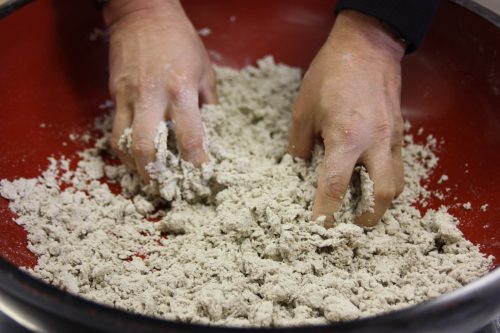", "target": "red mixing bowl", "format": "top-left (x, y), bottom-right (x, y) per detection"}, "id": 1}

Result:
top-left (0, 1), bottom-right (499, 332)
